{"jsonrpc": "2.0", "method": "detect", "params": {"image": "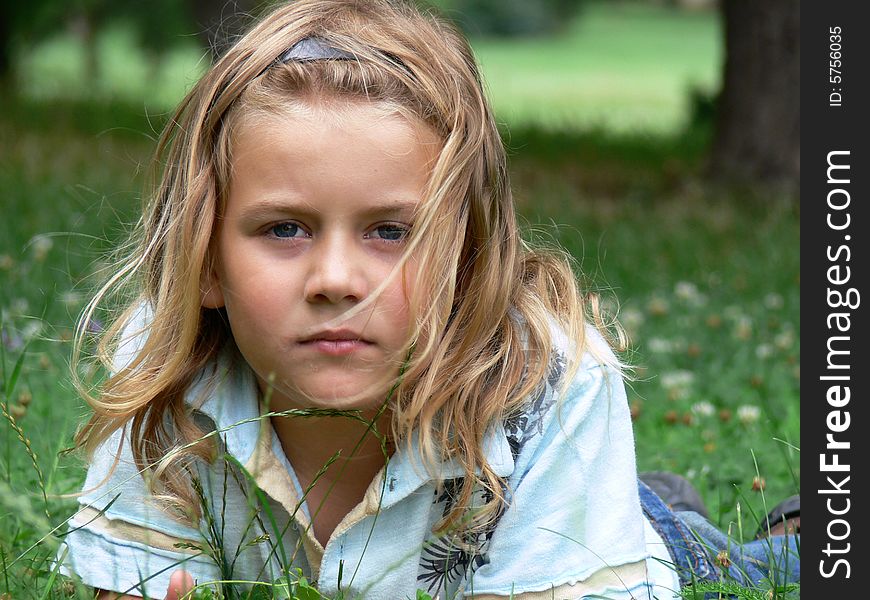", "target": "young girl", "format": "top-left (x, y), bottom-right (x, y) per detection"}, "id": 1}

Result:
top-left (59, 1), bottom-right (799, 598)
